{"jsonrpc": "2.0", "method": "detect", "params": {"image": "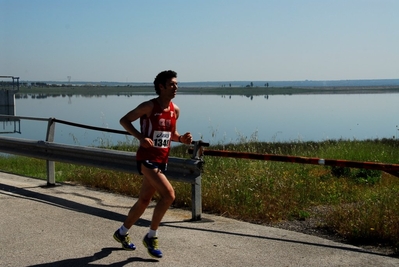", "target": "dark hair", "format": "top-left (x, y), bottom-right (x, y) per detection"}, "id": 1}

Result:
top-left (153, 70), bottom-right (177, 95)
